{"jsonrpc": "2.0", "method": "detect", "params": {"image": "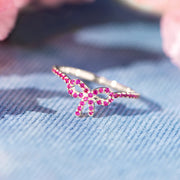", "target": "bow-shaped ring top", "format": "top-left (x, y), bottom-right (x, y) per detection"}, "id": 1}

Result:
top-left (52, 67), bottom-right (139, 117)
